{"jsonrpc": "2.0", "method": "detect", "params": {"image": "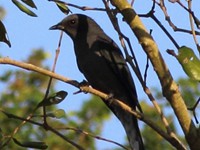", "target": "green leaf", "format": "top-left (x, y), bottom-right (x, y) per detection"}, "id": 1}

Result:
top-left (21, 0), bottom-right (37, 9)
top-left (0, 20), bottom-right (11, 47)
top-left (0, 70), bottom-right (12, 81)
top-left (38, 90), bottom-right (68, 107)
top-left (13, 138), bottom-right (48, 149)
top-left (55, 1), bottom-right (71, 14)
top-left (46, 109), bottom-right (66, 118)
top-left (12, 0), bottom-right (37, 17)
top-left (177, 46), bottom-right (200, 81)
